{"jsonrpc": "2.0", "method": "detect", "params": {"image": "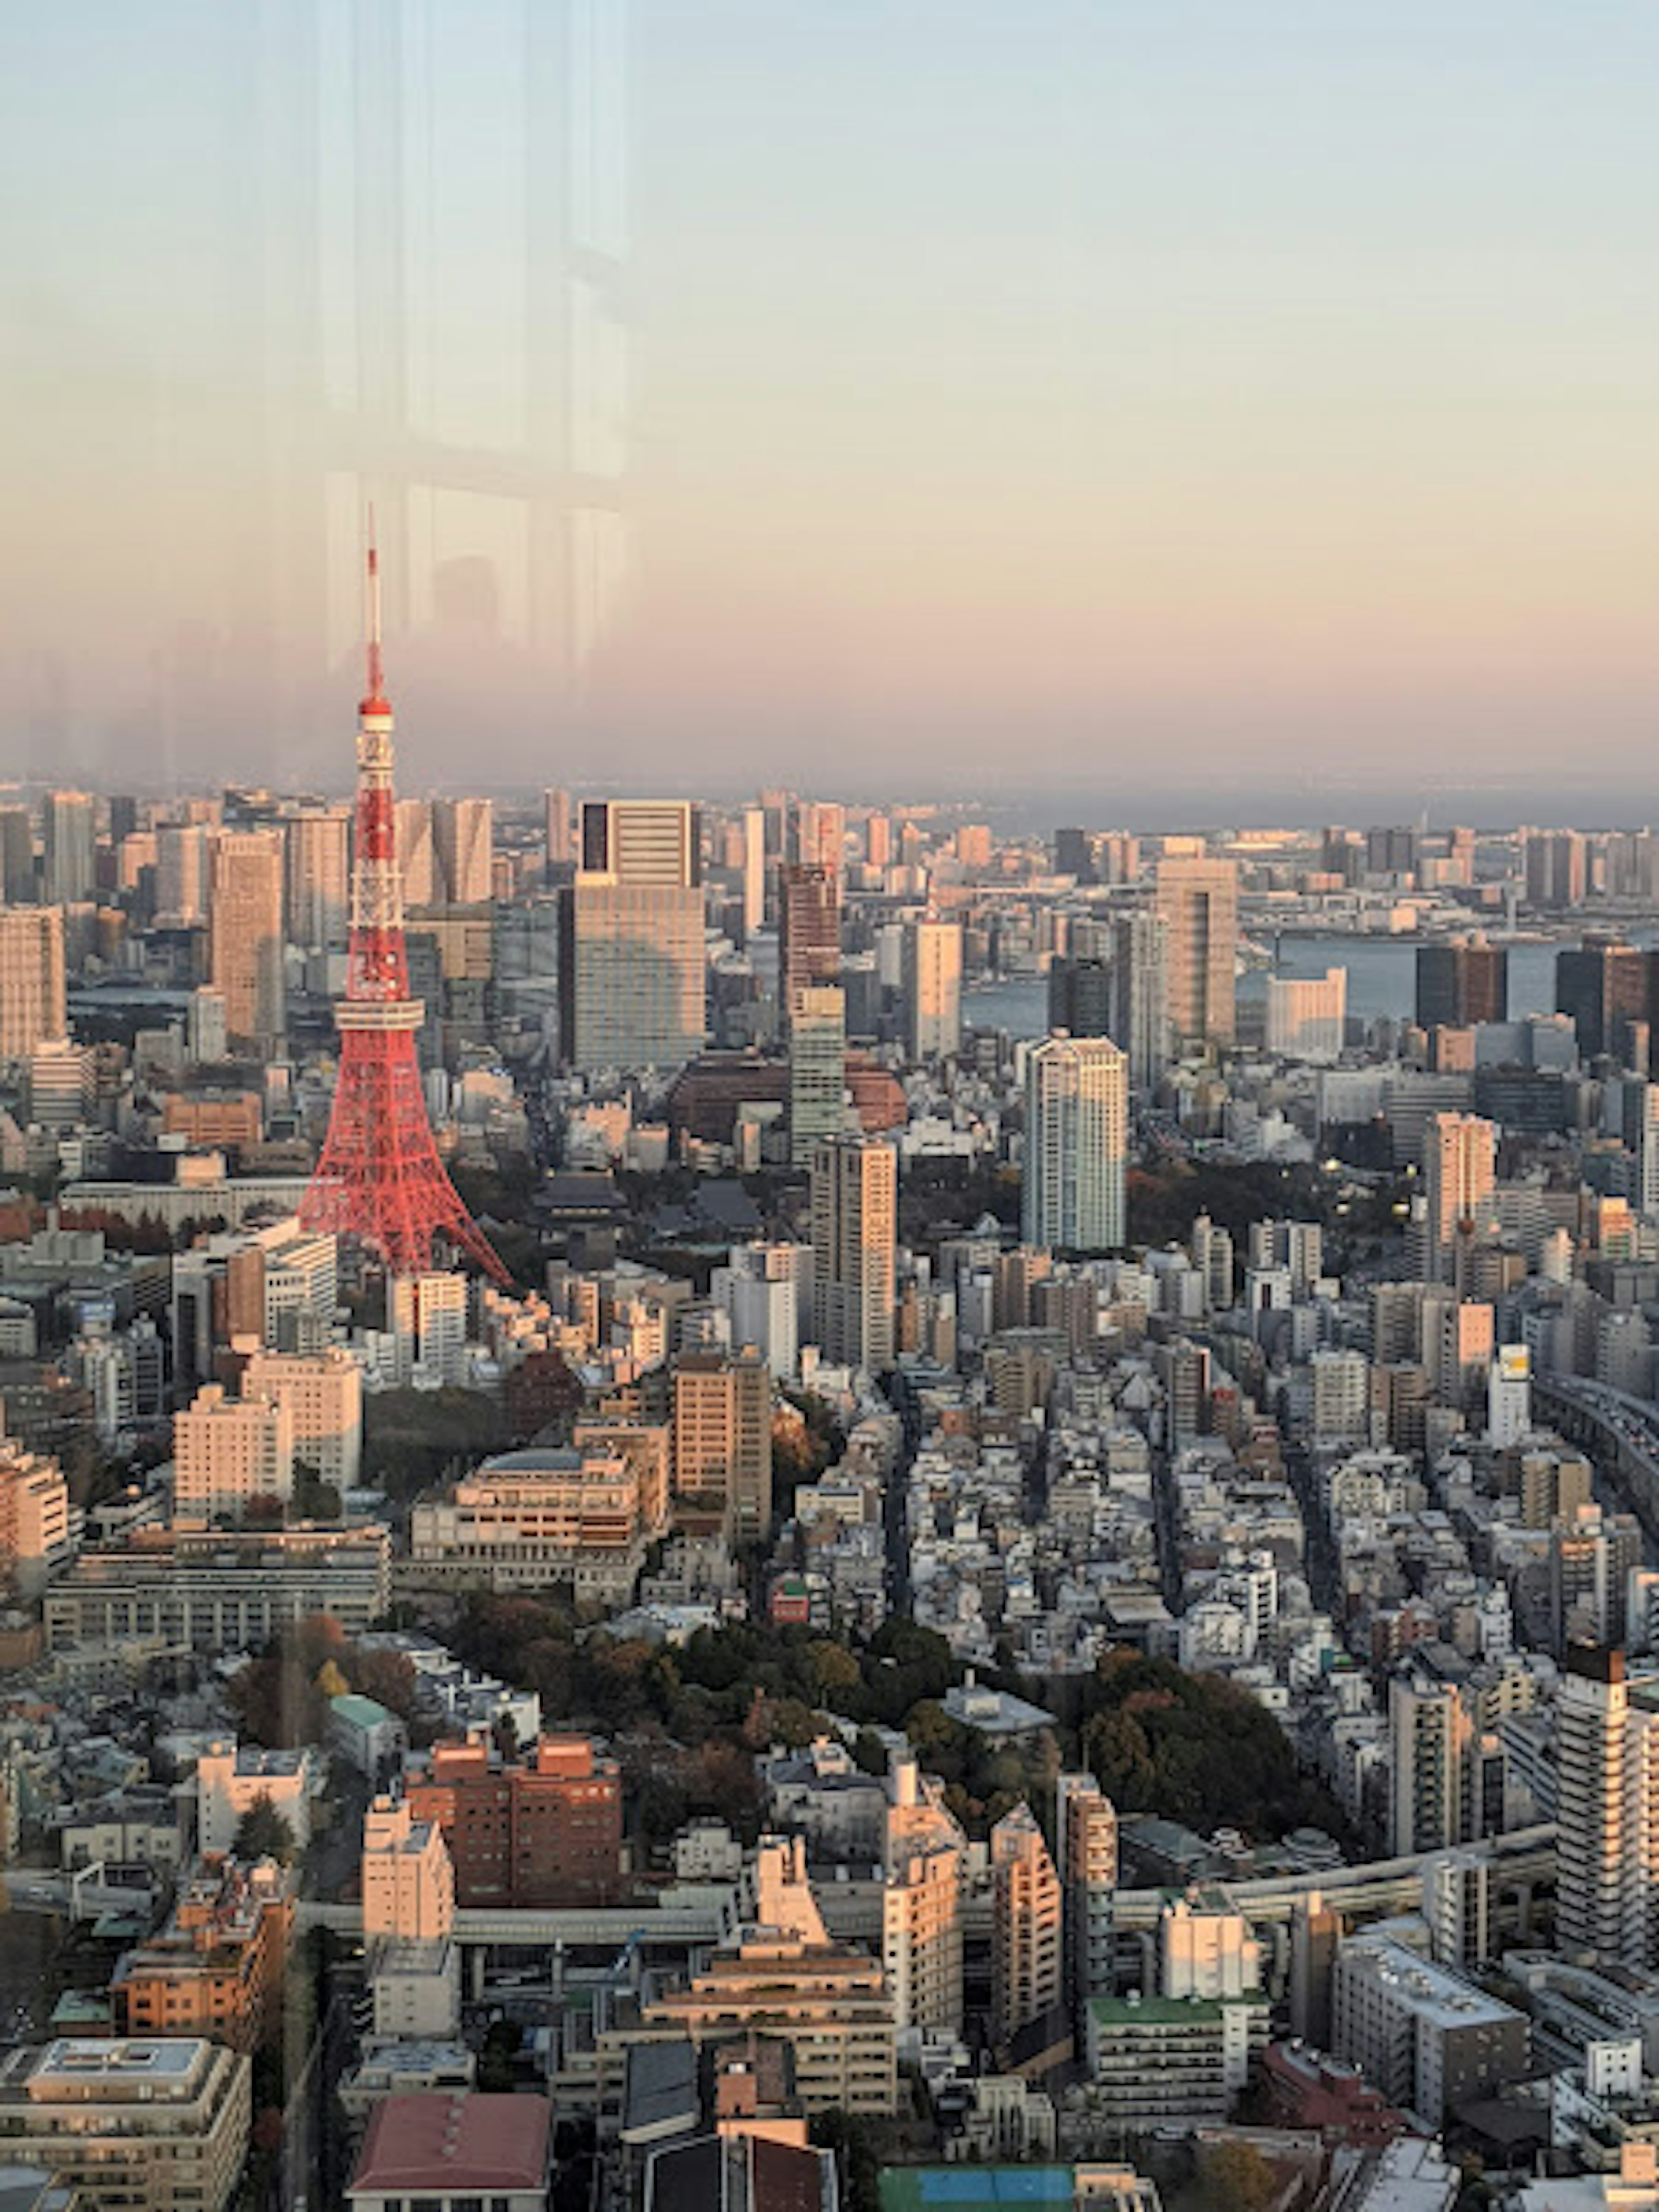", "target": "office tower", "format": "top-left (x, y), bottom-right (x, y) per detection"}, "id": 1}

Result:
top-left (790, 984), bottom-right (847, 1166)
top-left (1023, 1034), bottom-right (1128, 1253)
top-left (1525, 827), bottom-right (1588, 910)
top-left (1422, 1112), bottom-right (1497, 1283)
top-left (300, 547), bottom-right (505, 1283)
top-left (0, 807), bottom-right (34, 901)
top-left (741, 806), bottom-right (766, 941)
top-left (1365, 825), bottom-right (1418, 880)
top-left (0, 906), bottom-right (66, 1059)
top-left (107, 794), bottom-right (138, 845)
top-left (1554, 1644), bottom-right (1659, 1966)
top-left (42, 790), bottom-right (95, 905)
top-left (882, 1751), bottom-right (965, 2038)
top-left (671, 1350), bottom-right (773, 1541)
top-left (433, 796), bottom-right (494, 904)
top-left (1265, 967), bottom-right (1346, 1060)
top-left (990, 1802), bottom-right (1062, 2046)
top-left (1558, 937), bottom-right (1650, 1064)
top-left (1106, 910), bottom-right (1170, 1092)
top-left (1052, 827), bottom-right (1095, 882)
top-left (865, 812), bottom-right (892, 868)
top-left (395, 799), bottom-right (440, 907)
top-left (1388, 1672), bottom-right (1474, 1856)
top-left (1048, 956), bottom-right (1112, 1037)
top-left (795, 800), bottom-right (845, 876)
top-left (779, 862), bottom-right (841, 1014)
top-left (209, 830), bottom-right (286, 1051)
top-left (1156, 855), bottom-right (1238, 1049)
top-left (1416, 935), bottom-right (1508, 1030)
top-left (1057, 1773), bottom-right (1118, 2012)
top-left (810, 1135), bottom-right (896, 1373)
top-left (560, 800), bottom-right (706, 1071)
top-left (544, 787), bottom-right (573, 874)
top-left (284, 807), bottom-right (351, 953)
top-left (901, 918), bottom-right (962, 1060)
top-left (157, 823), bottom-right (209, 922)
